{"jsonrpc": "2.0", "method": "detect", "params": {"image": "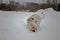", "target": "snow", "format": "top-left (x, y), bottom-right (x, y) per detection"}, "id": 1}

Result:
top-left (0, 8), bottom-right (60, 40)
top-left (36, 8), bottom-right (56, 13)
